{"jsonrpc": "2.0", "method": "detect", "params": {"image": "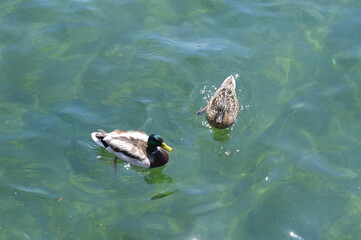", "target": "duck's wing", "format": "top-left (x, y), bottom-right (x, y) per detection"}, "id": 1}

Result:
top-left (111, 129), bottom-right (126, 134)
top-left (207, 88), bottom-right (226, 116)
top-left (104, 130), bottom-right (149, 160)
